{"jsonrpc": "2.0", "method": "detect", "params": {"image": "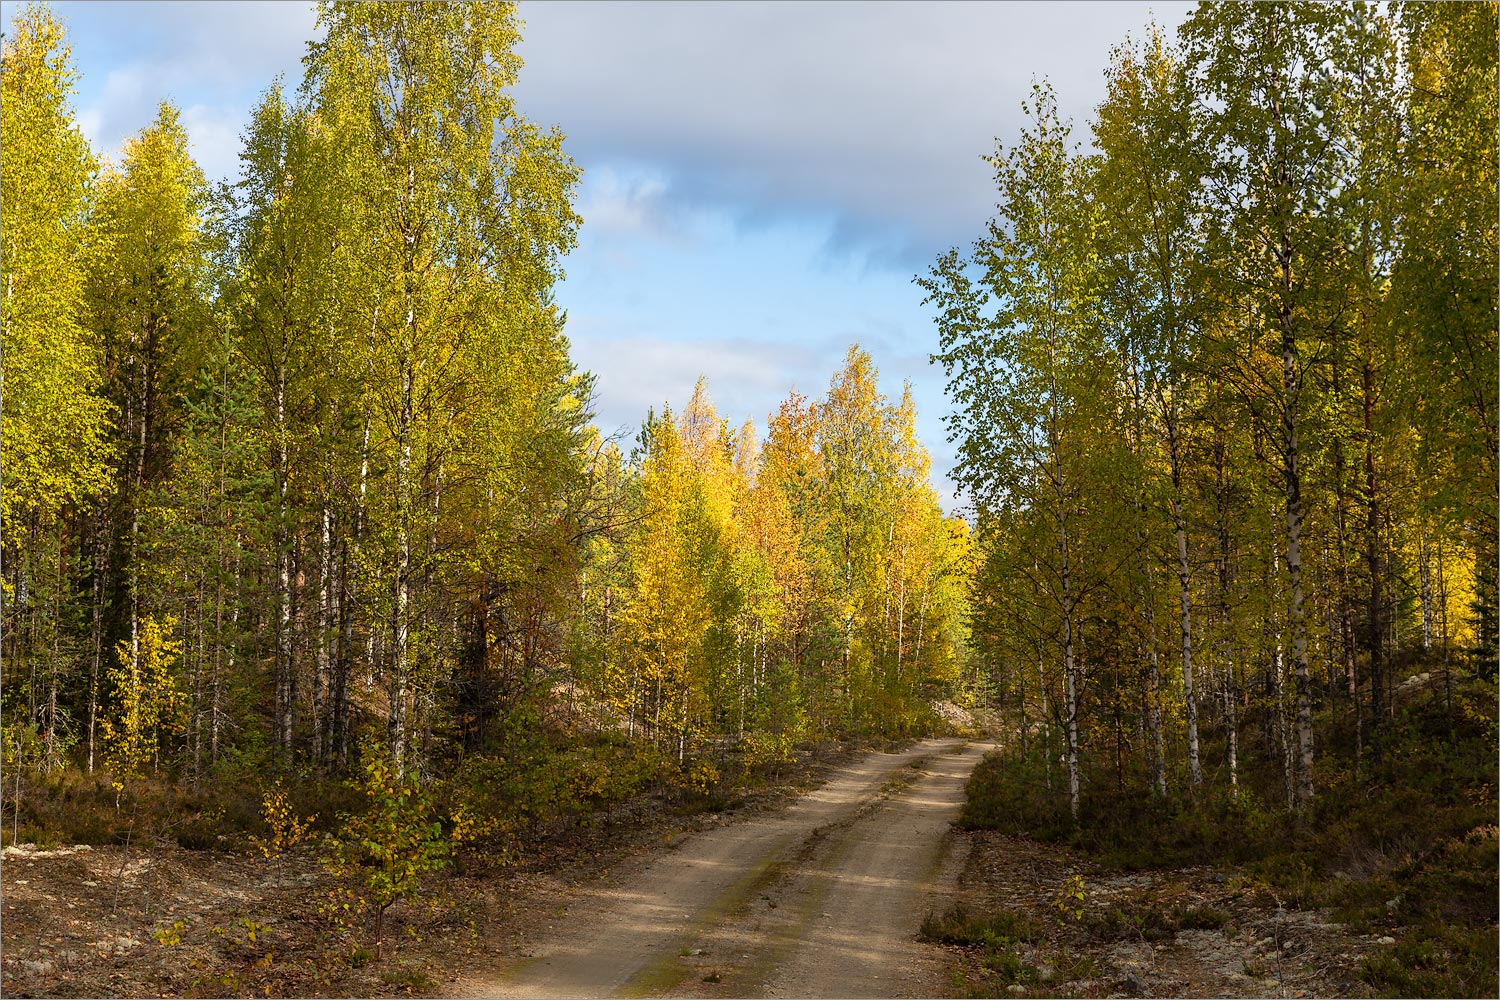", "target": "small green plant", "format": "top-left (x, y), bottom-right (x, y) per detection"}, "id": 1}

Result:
top-left (920, 903), bottom-right (1042, 946)
top-left (237, 917), bottom-right (269, 943)
top-left (1174, 904), bottom-right (1230, 930)
top-left (322, 744), bottom-right (449, 958)
top-left (380, 963), bottom-right (438, 992)
top-left (1054, 872), bottom-right (1086, 921)
top-left (1082, 901), bottom-right (1229, 943)
top-left (686, 759), bottom-right (720, 796)
top-left (742, 730), bottom-right (797, 774)
top-left (154, 918), bottom-right (187, 946)
top-left (1053, 947), bottom-right (1098, 980)
top-left (1360, 921), bottom-right (1500, 998)
top-left (983, 947), bottom-right (1038, 987)
top-left (249, 780), bottom-right (316, 858)
top-left (99, 616), bottom-right (185, 795)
